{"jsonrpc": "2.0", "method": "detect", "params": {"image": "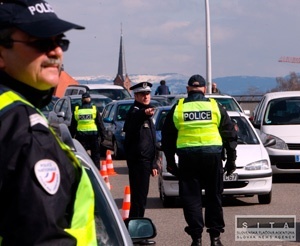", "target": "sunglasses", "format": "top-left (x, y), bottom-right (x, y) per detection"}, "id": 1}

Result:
top-left (6, 38), bottom-right (70, 52)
